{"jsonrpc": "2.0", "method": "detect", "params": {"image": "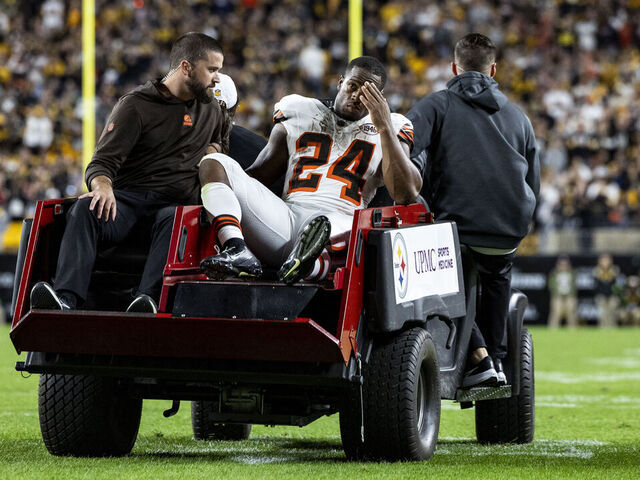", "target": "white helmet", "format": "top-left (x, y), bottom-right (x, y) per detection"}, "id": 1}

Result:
top-left (213, 73), bottom-right (237, 110)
